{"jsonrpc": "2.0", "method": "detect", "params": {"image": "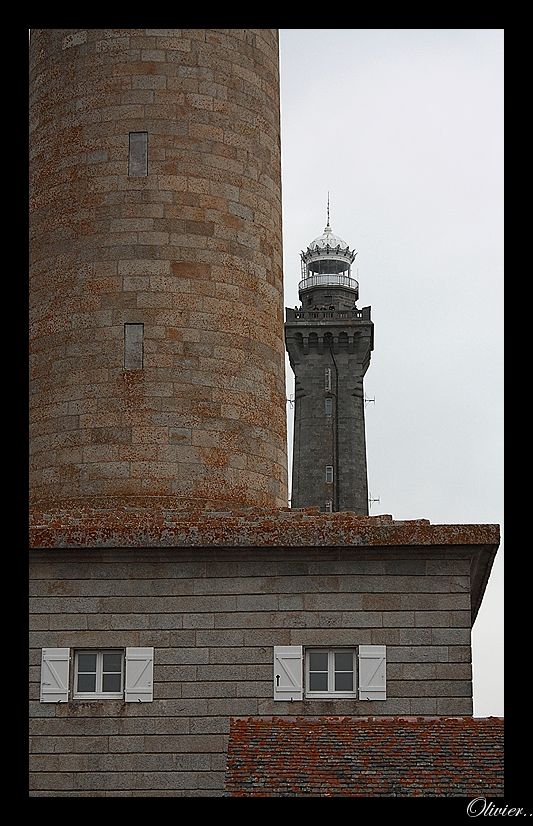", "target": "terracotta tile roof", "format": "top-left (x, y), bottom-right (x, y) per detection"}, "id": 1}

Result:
top-left (225, 716), bottom-right (504, 797)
